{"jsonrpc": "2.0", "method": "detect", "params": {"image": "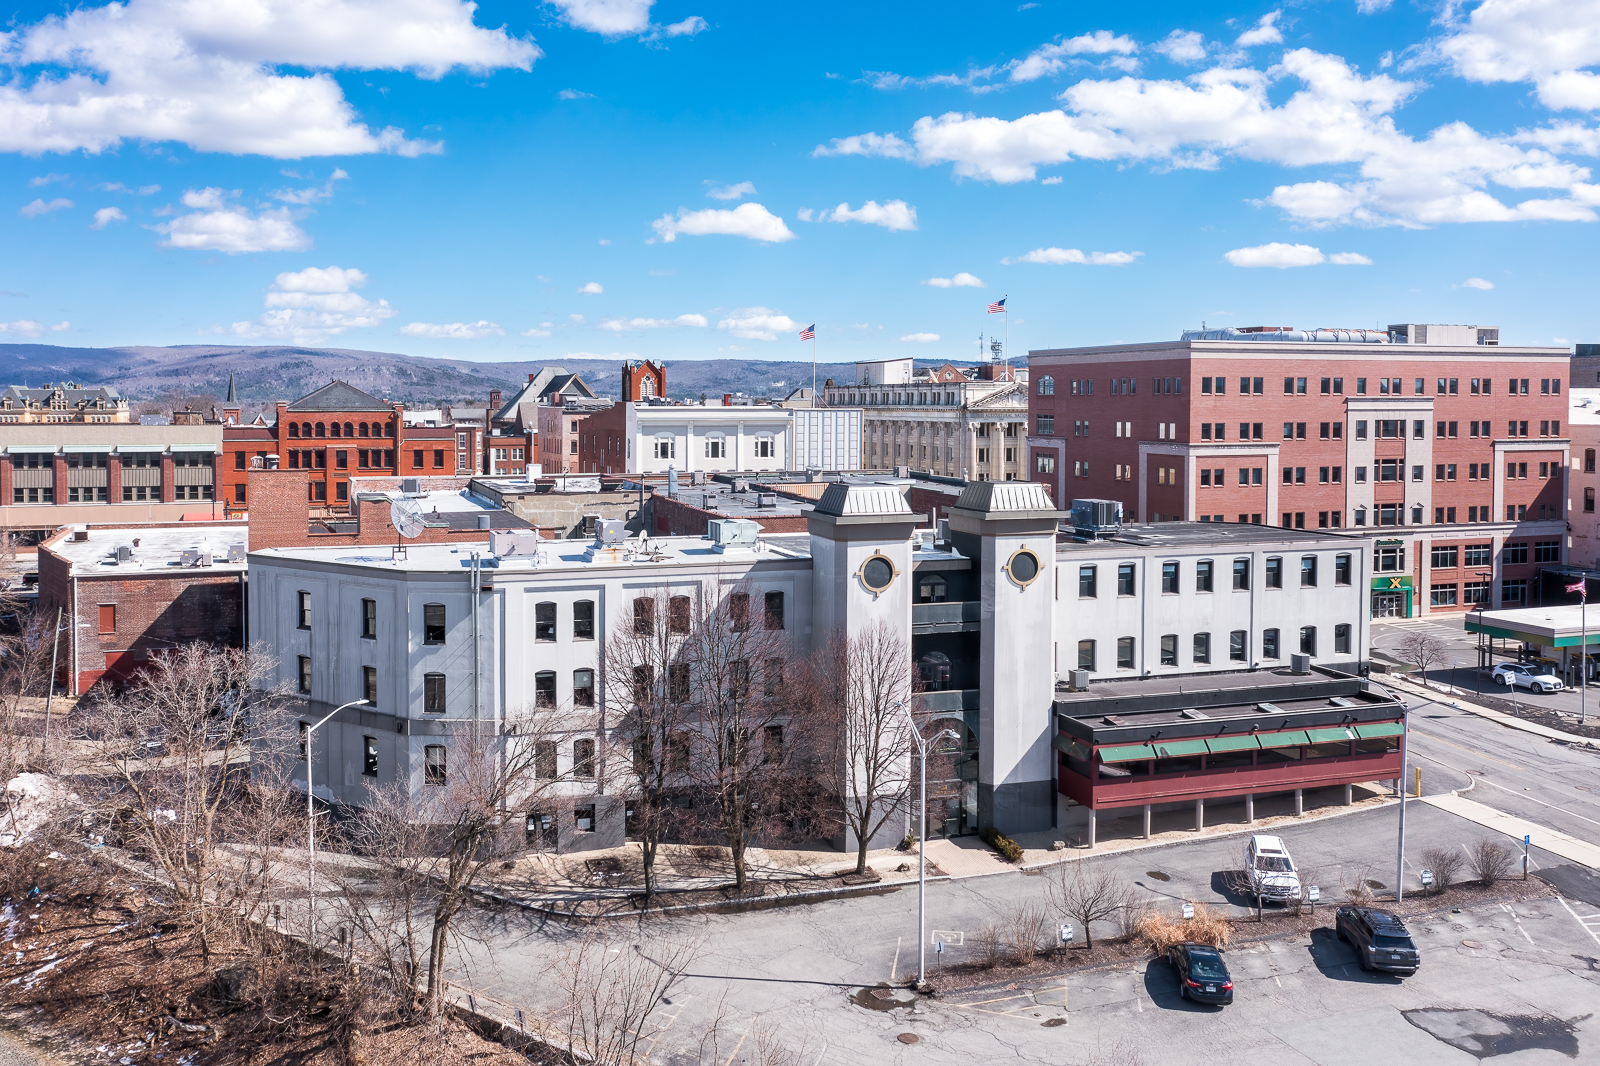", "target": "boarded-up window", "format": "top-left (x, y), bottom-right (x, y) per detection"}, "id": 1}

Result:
top-left (98, 603), bottom-right (116, 634)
